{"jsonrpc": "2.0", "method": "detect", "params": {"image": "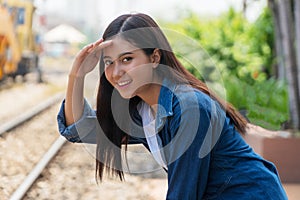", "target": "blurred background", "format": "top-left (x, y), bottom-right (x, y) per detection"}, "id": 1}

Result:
top-left (1, 0), bottom-right (300, 199)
